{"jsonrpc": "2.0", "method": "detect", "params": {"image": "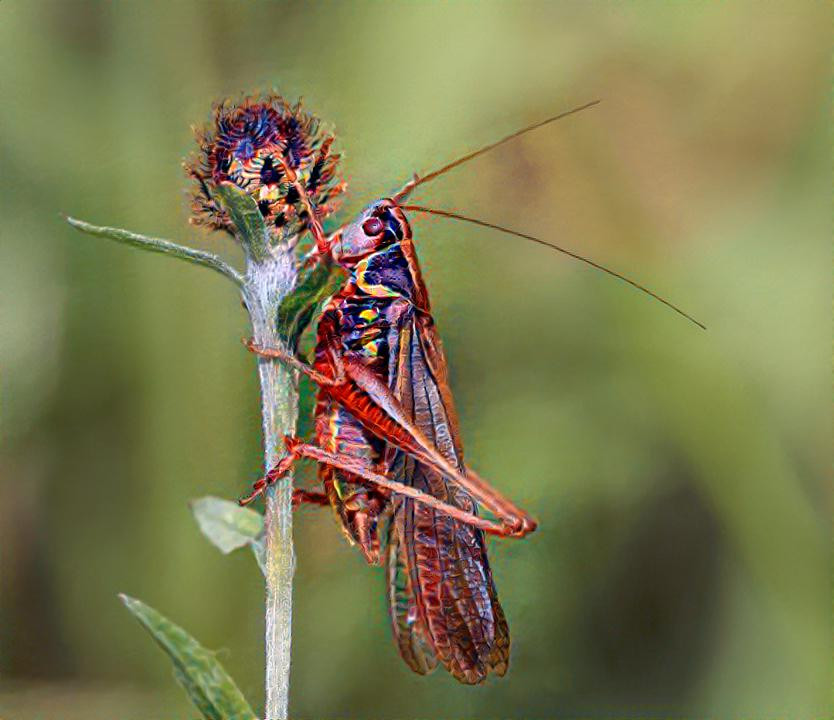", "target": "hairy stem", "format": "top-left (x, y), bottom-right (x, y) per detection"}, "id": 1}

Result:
top-left (244, 252), bottom-right (299, 720)
top-left (69, 211), bottom-right (300, 717)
